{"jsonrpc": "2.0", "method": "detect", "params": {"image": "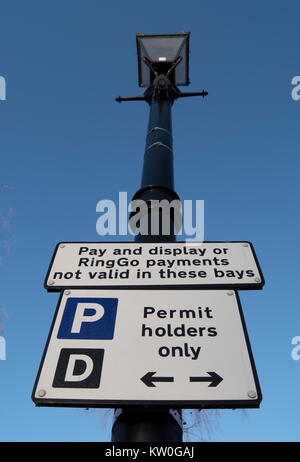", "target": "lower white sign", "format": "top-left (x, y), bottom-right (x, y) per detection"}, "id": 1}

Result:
top-left (32, 289), bottom-right (262, 408)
